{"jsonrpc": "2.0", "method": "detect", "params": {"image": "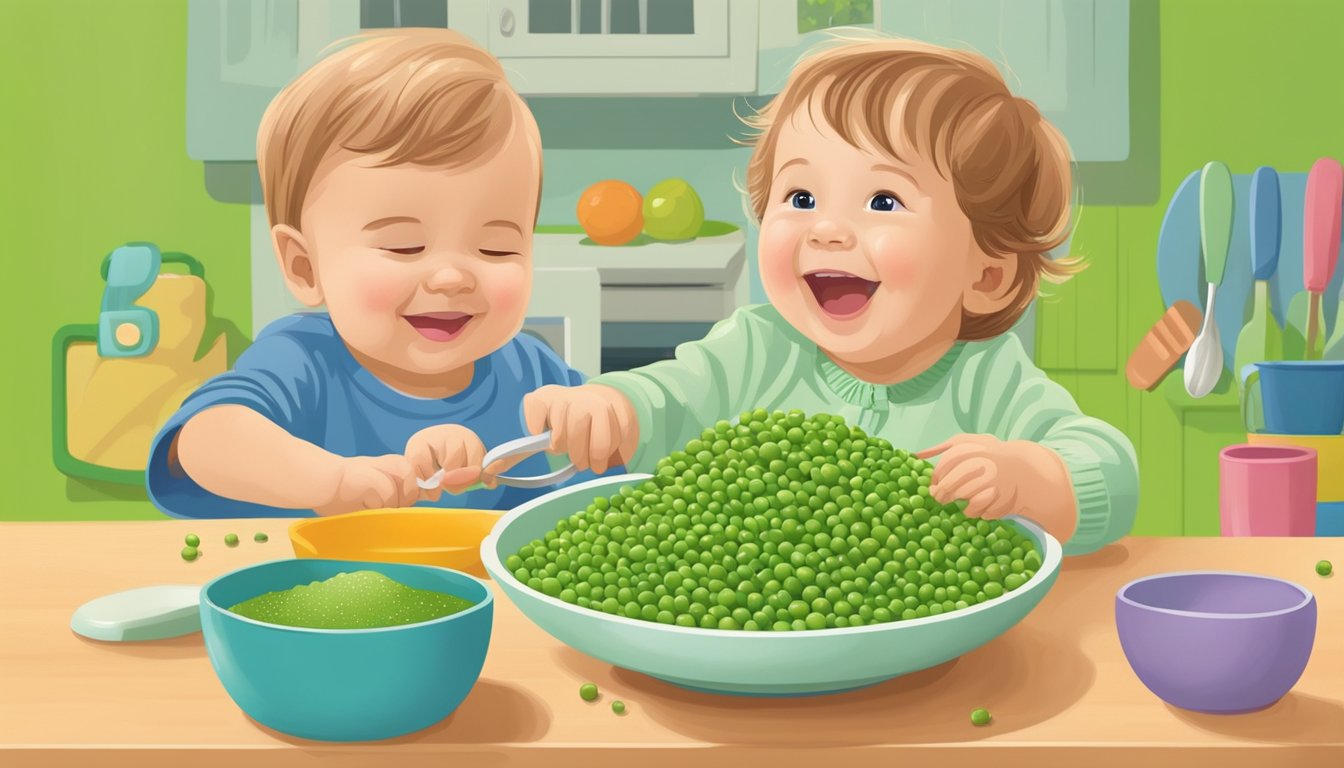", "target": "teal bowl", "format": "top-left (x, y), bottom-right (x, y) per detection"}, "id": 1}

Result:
top-left (482, 475), bottom-right (1062, 696)
top-left (200, 559), bottom-right (492, 741)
